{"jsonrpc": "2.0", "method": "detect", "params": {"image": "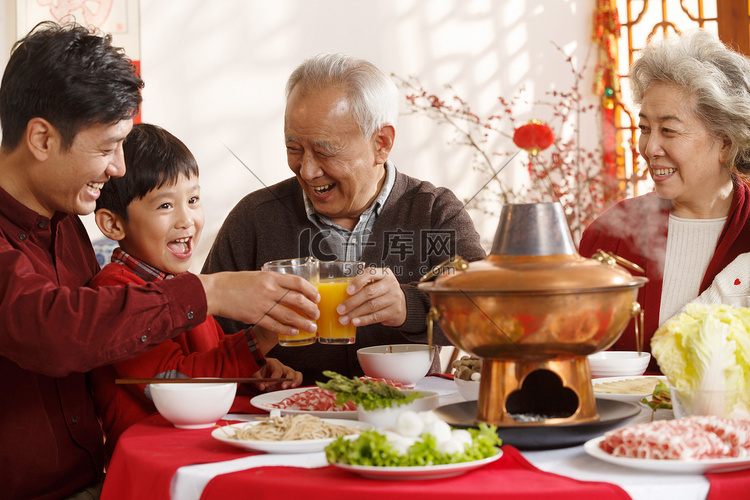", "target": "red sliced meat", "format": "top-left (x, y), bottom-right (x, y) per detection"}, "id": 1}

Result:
top-left (268, 377), bottom-right (408, 412)
top-left (600, 415), bottom-right (750, 460)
